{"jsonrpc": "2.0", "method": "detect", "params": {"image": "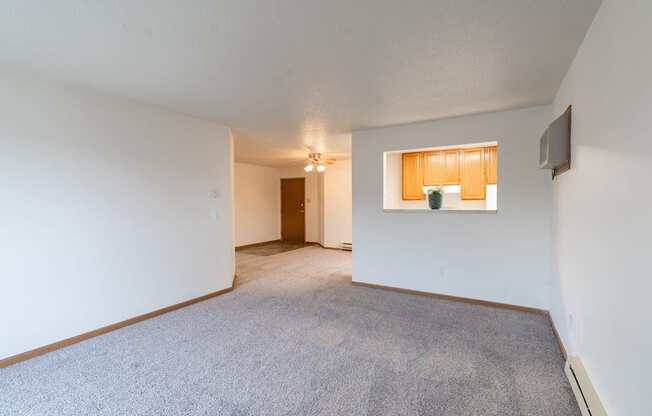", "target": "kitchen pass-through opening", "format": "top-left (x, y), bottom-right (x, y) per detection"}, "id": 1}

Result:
top-left (383, 141), bottom-right (498, 211)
